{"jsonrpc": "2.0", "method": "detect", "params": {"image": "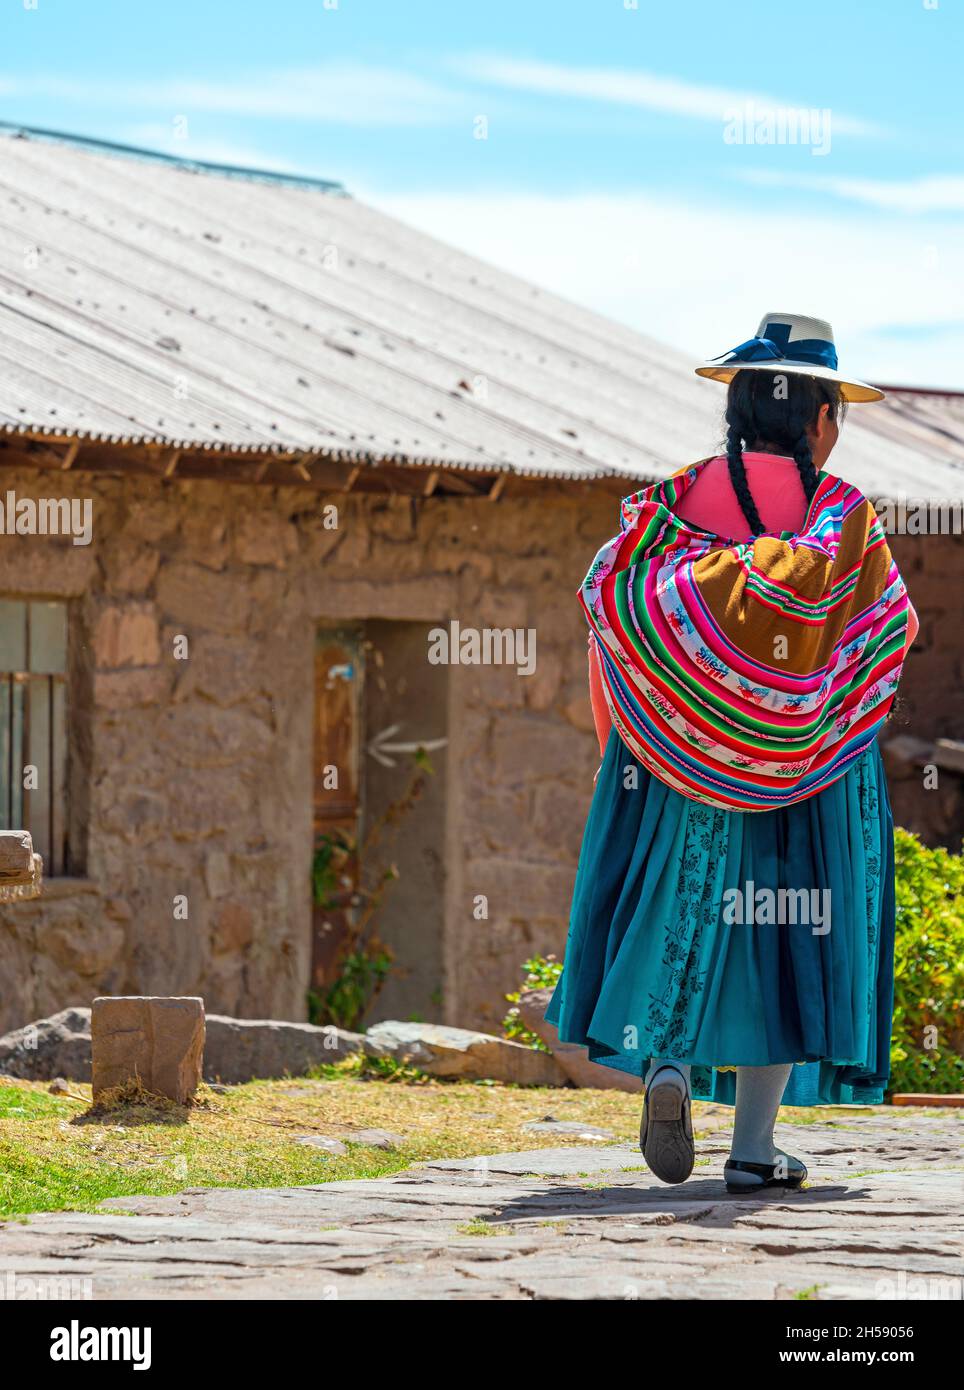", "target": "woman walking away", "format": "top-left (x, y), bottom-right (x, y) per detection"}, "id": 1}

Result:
top-left (547, 313), bottom-right (917, 1193)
